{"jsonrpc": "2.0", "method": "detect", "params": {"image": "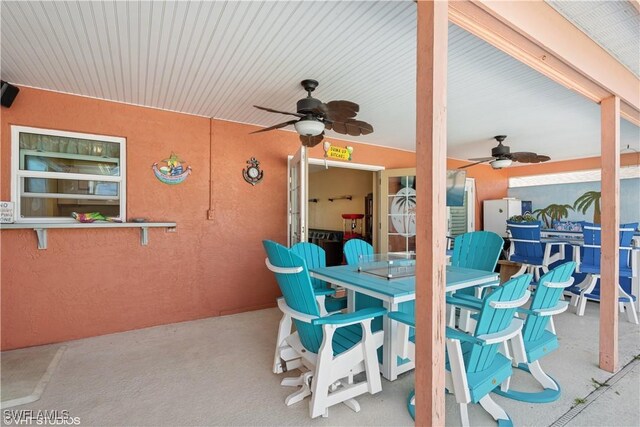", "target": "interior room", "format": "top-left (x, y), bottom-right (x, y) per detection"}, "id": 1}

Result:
top-left (1, 1), bottom-right (638, 426)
